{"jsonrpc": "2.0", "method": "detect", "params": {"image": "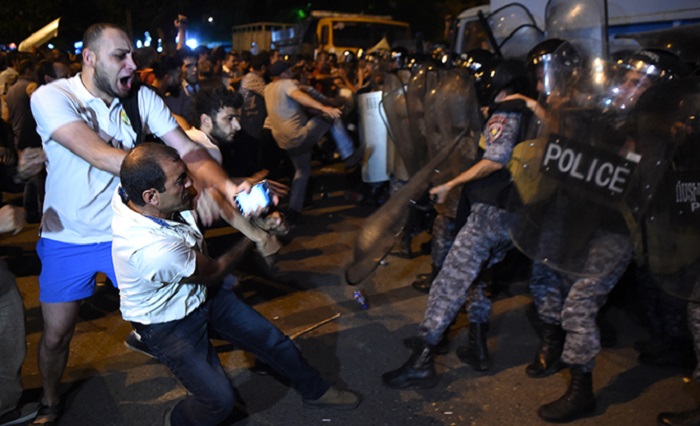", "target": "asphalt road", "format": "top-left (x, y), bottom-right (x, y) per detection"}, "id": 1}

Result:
top-left (5, 164), bottom-right (700, 426)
